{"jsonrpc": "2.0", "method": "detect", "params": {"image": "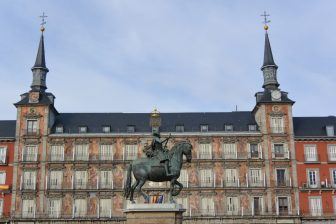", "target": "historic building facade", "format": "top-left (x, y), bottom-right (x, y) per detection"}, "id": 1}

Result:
top-left (294, 117), bottom-right (336, 223)
top-left (0, 121), bottom-right (15, 222)
top-left (0, 24), bottom-right (333, 223)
